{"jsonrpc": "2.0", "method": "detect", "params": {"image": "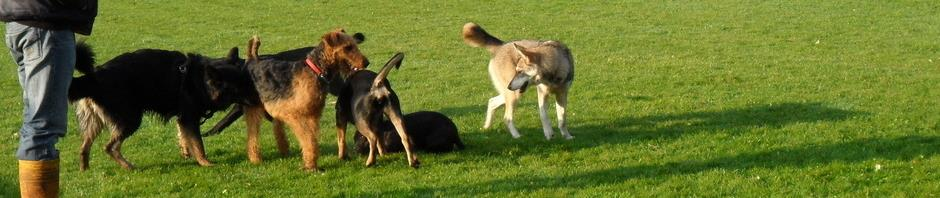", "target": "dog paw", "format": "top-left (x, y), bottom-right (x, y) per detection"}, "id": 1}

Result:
top-left (303, 167), bottom-right (324, 173)
top-left (411, 159), bottom-right (421, 169)
top-left (564, 135), bottom-right (575, 140)
top-left (511, 134), bottom-right (522, 139)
